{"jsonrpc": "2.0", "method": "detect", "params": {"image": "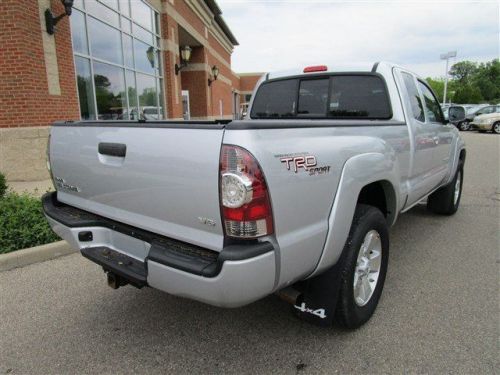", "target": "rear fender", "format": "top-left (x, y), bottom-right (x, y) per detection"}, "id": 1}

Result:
top-left (309, 152), bottom-right (400, 278)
